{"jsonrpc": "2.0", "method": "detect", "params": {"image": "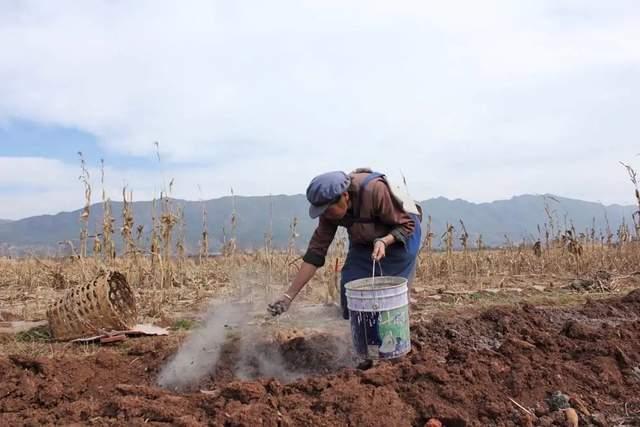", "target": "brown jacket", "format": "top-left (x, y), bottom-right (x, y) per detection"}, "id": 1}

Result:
top-left (302, 171), bottom-right (422, 267)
